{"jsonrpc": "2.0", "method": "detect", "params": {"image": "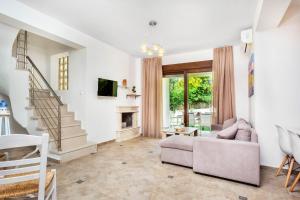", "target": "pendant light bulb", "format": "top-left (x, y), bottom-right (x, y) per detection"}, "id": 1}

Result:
top-left (147, 50), bottom-right (153, 56)
top-left (141, 44), bottom-right (148, 53)
top-left (153, 44), bottom-right (159, 51)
